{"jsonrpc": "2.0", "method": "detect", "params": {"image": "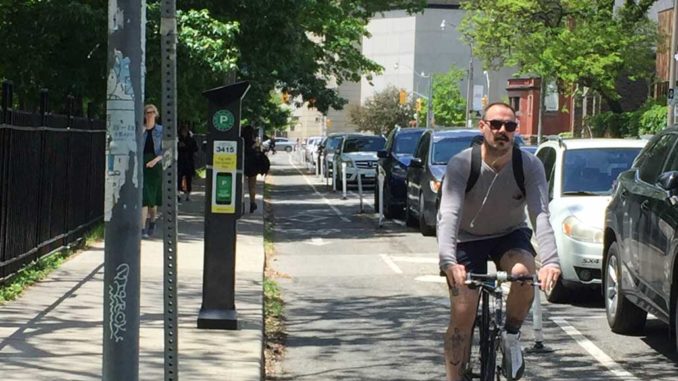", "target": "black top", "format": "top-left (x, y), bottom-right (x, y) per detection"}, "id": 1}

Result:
top-left (144, 127), bottom-right (155, 155)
